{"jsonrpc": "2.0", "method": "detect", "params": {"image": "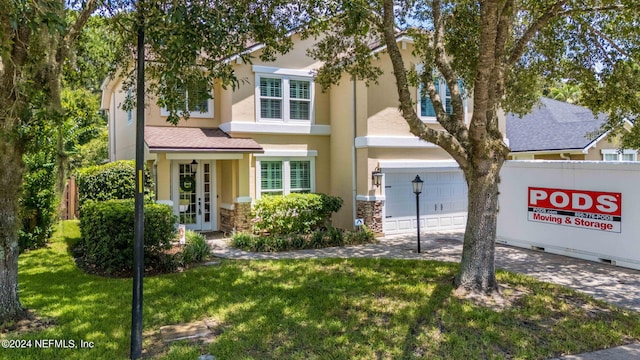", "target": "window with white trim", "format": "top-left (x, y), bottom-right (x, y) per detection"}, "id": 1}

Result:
top-left (601, 149), bottom-right (637, 161)
top-left (418, 78), bottom-right (464, 121)
top-left (160, 79), bottom-right (213, 118)
top-left (257, 158), bottom-right (315, 197)
top-left (255, 70), bottom-right (314, 123)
